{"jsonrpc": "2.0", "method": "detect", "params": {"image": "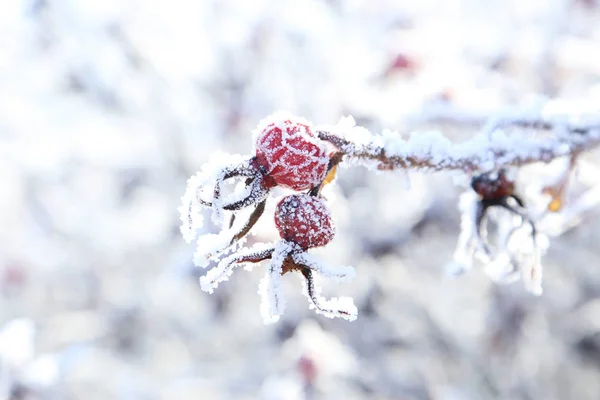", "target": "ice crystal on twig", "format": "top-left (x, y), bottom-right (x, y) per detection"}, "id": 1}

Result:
top-left (258, 241), bottom-right (291, 324)
top-left (292, 252), bottom-right (355, 281)
top-left (199, 242), bottom-right (275, 293)
top-left (179, 153), bottom-right (235, 241)
top-left (317, 108), bottom-right (600, 173)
